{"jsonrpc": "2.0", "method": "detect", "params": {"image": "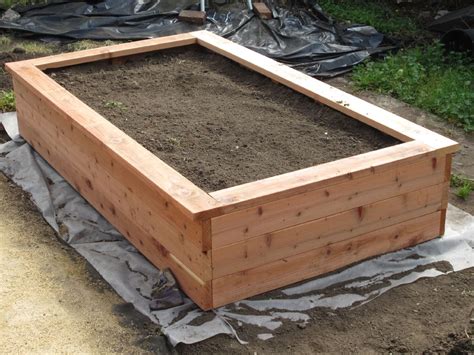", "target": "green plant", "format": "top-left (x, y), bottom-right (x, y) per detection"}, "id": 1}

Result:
top-left (167, 136), bottom-right (181, 146)
top-left (104, 100), bottom-right (126, 110)
top-left (0, 34), bottom-right (55, 54)
top-left (0, 90), bottom-right (15, 112)
top-left (352, 43), bottom-right (474, 132)
top-left (456, 181), bottom-right (473, 200)
top-left (0, 0), bottom-right (47, 9)
top-left (450, 174), bottom-right (464, 188)
top-left (451, 174), bottom-right (474, 200)
top-left (317, 0), bottom-right (418, 37)
top-left (0, 35), bottom-right (12, 47)
top-left (66, 40), bottom-right (117, 52)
